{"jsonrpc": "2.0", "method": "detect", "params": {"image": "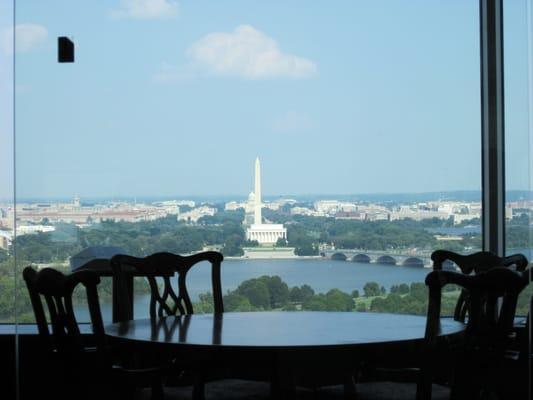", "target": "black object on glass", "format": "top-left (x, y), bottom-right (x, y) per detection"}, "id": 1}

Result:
top-left (58, 36), bottom-right (74, 63)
